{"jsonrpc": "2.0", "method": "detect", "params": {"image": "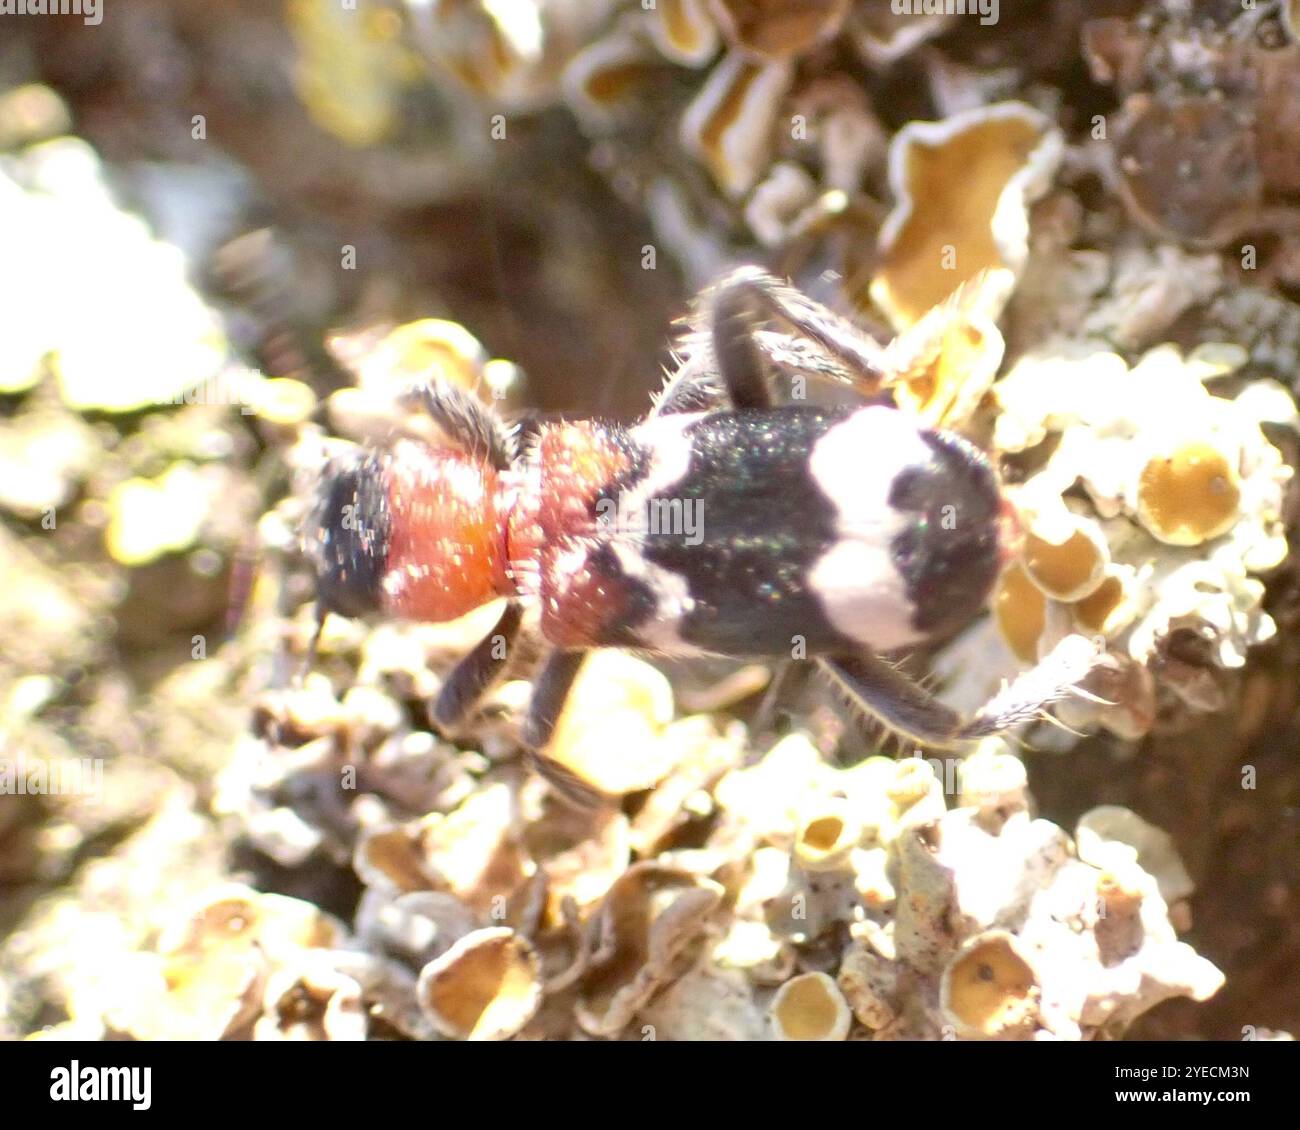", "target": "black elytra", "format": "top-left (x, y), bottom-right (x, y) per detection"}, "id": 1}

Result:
top-left (887, 430), bottom-right (1002, 638)
top-left (639, 406), bottom-right (862, 656)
